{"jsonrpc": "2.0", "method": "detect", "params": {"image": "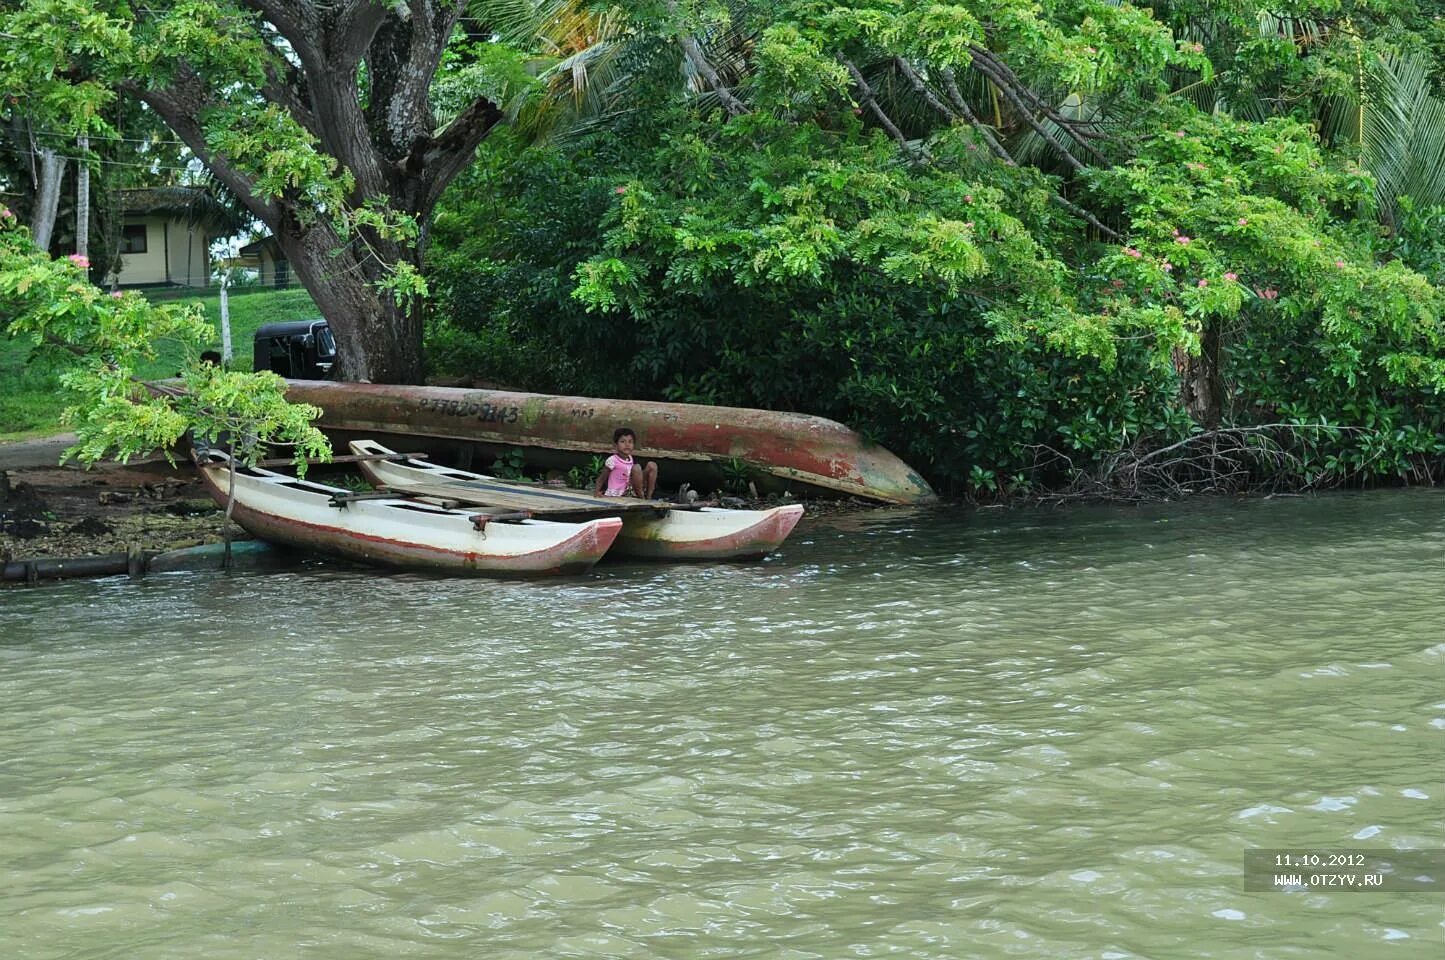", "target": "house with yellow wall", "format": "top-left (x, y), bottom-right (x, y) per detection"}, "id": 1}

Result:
top-left (105, 188), bottom-right (241, 289)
